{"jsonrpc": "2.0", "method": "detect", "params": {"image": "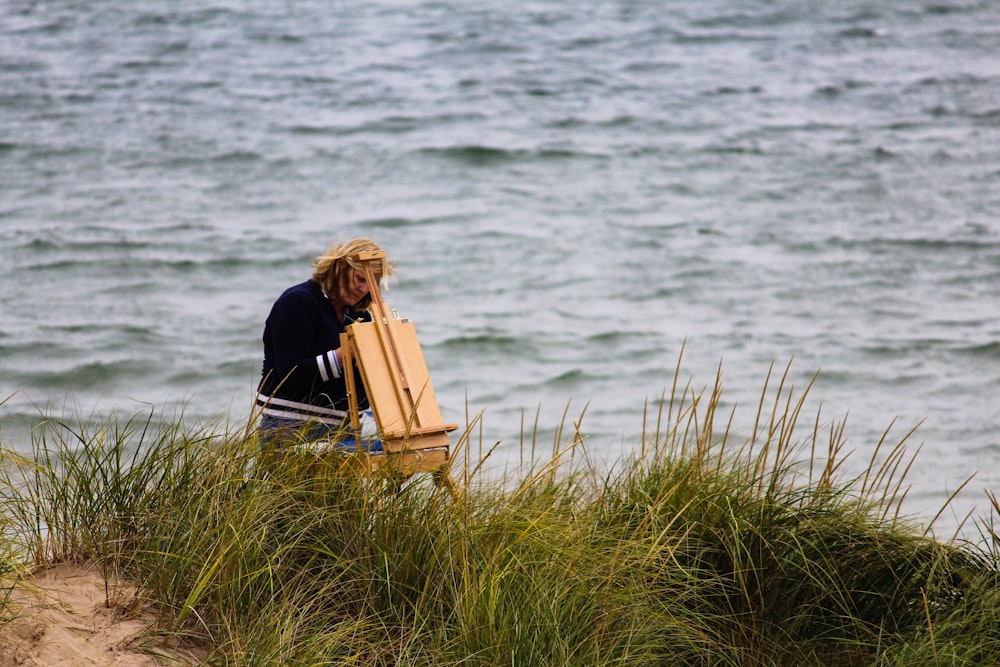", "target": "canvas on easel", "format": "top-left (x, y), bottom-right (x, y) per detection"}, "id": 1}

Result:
top-left (339, 251), bottom-right (459, 492)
